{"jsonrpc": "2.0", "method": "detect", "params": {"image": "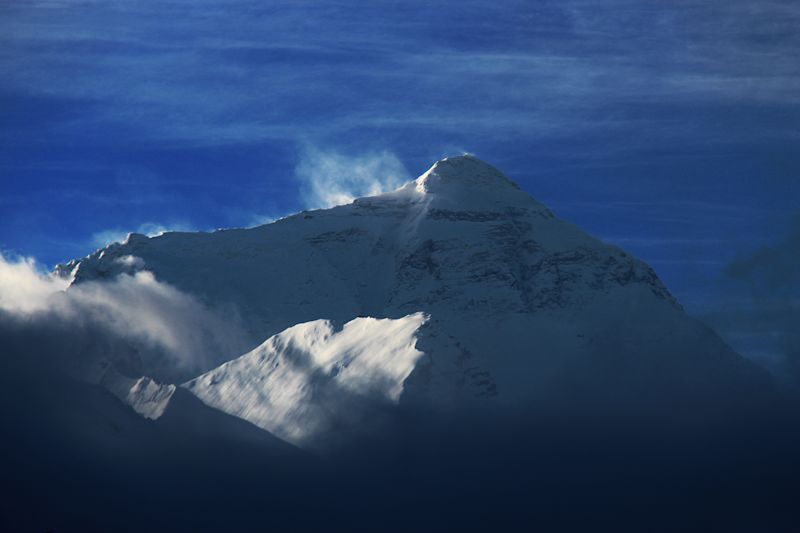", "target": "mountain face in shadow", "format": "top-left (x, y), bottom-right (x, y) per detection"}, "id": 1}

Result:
top-left (2, 156), bottom-right (798, 532)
